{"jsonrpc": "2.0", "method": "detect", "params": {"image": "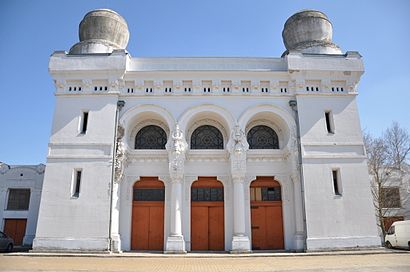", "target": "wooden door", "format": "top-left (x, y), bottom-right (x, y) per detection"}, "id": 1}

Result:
top-left (3, 219), bottom-right (27, 246)
top-left (250, 177), bottom-right (284, 250)
top-left (191, 177), bottom-right (224, 251)
top-left (131, 177), bottom-right (164, 251)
